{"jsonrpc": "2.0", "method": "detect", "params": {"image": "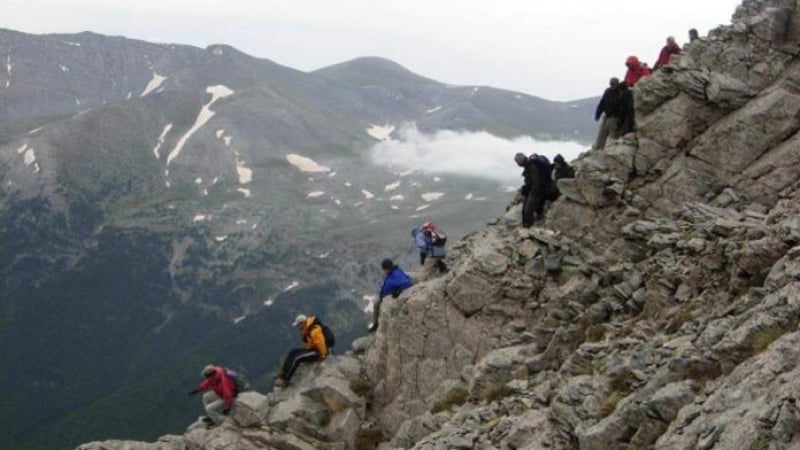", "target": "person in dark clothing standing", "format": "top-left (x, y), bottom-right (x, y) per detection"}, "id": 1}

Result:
top-left (618, 83), bottom-right (636, 135)
top-left (515, 152), bottom-right (552, 227)
top-left (369, 259), bottom-right (413, 332)
top-left (593, 77), bottom-right (626, 150)
top-left (653, 36), bottom-right (681, 71)
top-left (688, 28), bottom-right (699, 43)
